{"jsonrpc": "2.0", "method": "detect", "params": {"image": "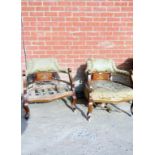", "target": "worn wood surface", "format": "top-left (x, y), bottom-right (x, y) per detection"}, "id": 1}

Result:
top-left (92, 72), bottom-right (111, 81)
top-left (27, 91), bottom-right (74, 103)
